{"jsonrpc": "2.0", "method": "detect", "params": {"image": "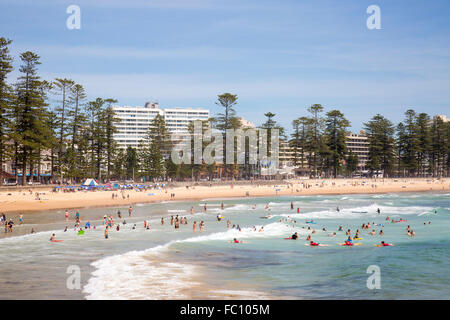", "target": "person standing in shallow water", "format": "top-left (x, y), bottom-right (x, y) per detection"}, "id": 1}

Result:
top-left (128, 206), bottom-right (132, 217)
